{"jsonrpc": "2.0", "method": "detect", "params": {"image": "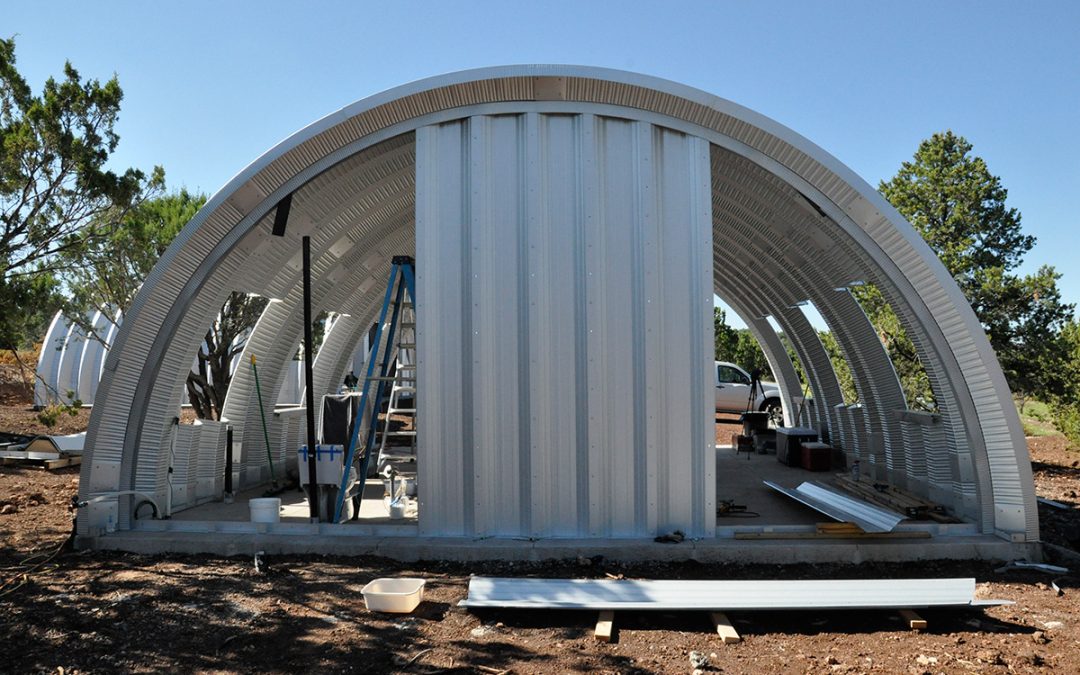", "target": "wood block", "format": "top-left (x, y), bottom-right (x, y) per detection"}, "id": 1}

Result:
top-left (816, 522), bottom-right (864, 534)
top-left (594, 610), bottom-right (614, 642)
top-left (899, 608), bottom-right (926, 630)
top-left (710, 611), bottom-right (741, 644)
top-left (45, 456), bottom-right (81, 470)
